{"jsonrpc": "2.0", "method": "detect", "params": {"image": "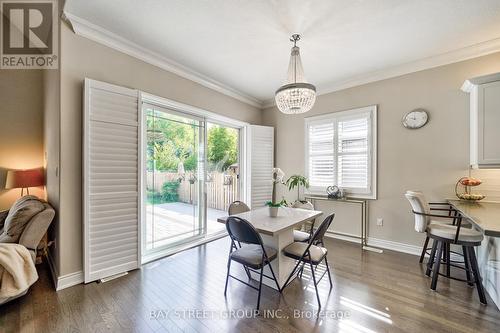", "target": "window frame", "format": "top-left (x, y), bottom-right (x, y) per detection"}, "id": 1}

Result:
top-left (304, 105), bottom-right (377, 199)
